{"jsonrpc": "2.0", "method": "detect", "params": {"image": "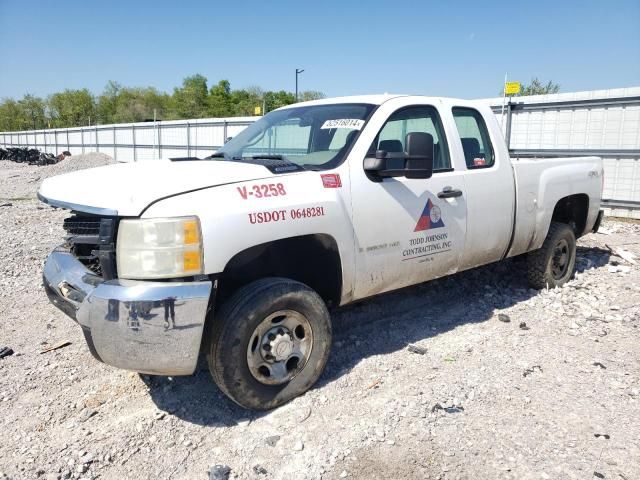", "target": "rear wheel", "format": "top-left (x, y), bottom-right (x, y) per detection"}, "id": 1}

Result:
top-left (208, 277), bottom-right (332, 410)
top-left (527, 221), bottom-right (577, 289)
